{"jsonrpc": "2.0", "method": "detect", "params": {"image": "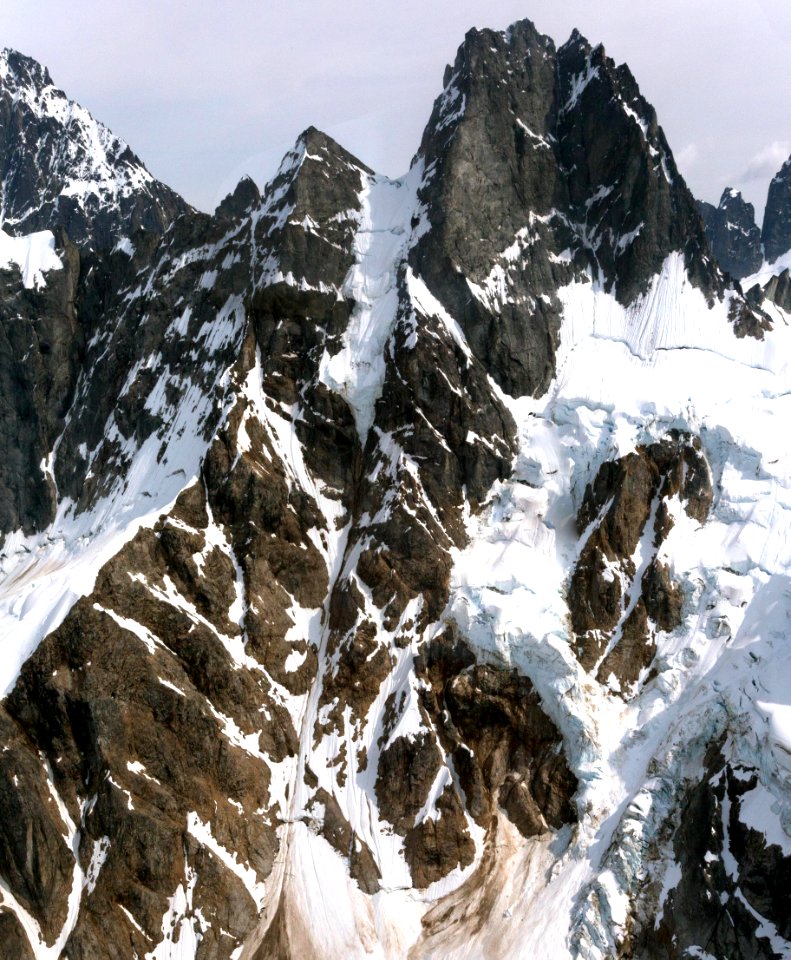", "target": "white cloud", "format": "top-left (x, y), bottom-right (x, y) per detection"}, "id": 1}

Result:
top-left (741, 140), bottom-right (790, 182)
top-left (675, 143), bottom-right (699, 172)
